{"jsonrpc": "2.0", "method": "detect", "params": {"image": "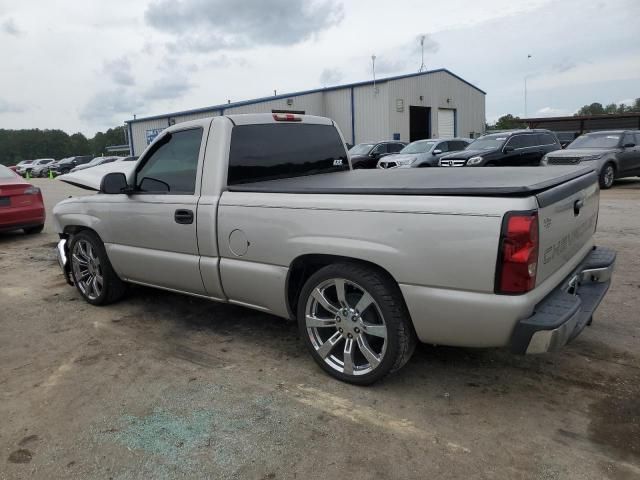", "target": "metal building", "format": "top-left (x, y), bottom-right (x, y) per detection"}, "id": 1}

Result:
top-left (125, 68), bottom-right (486, 156)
